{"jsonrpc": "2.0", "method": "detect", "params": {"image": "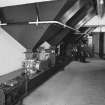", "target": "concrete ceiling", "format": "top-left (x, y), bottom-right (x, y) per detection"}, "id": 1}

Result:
top-left (0, 0), bottom-right (55, 7)
top-left (84, 15), bottom-right (105, 32)
top-left (85, 15), bottom-right (105, 26)
top-left (84, 0), bottom-right (105, 32)
top-left (93, 27), bottom-right (105, 32)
